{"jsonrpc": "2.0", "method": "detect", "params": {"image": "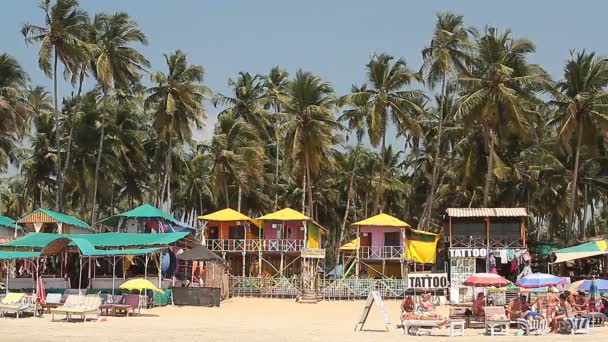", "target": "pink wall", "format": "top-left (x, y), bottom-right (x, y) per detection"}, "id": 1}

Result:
top-left (358, 226), bottom-right (403, 247)
top-left (262, 221), bottom-right (305, 240)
